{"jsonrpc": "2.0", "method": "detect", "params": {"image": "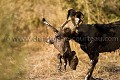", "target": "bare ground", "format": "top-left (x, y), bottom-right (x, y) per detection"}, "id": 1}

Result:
top-left (25, 43), bottom-right (120, 80)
